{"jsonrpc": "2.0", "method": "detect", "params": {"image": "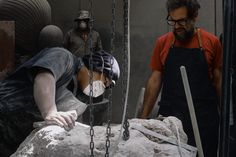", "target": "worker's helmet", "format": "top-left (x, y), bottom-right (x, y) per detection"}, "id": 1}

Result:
top-left (82, 50), bottom-right (120, 86)
top-left (74, 10), bottom-right (90, 21)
